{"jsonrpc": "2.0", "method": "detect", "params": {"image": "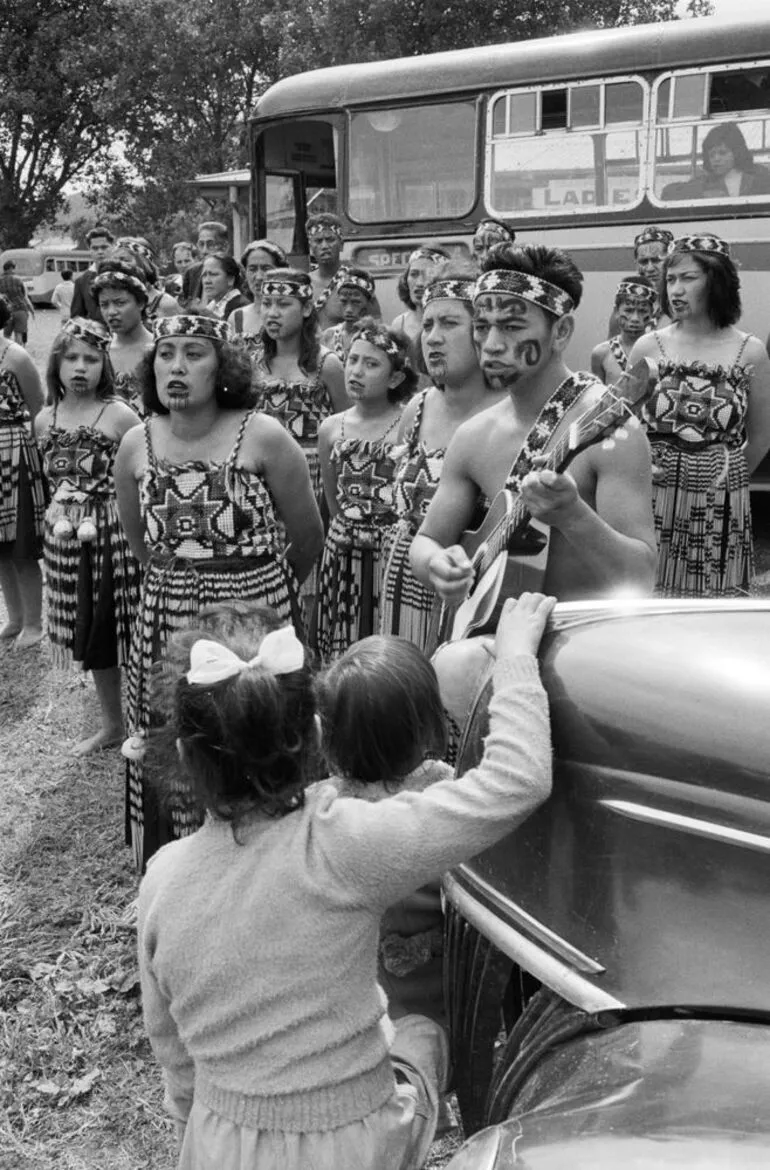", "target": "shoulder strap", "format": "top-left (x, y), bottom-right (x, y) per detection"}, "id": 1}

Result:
top-left (408, 389), bottom-right (429, 446)
top-left (734, 331), bottom-right (751, 365)
top-left (231, 308), bottom-right (243, 333)
top-left (504, 373), bottom-right (594, 494)
top-left (608, 336), bottom-right (629, 372)
top-left (143, 418), bottom-right (156, 470)
top-left (92, 401), bottom-right (110, 428)
top-left (653, 330), bottom-right (668, 360)
top-left (230, 408), bottom-right (255, 464)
